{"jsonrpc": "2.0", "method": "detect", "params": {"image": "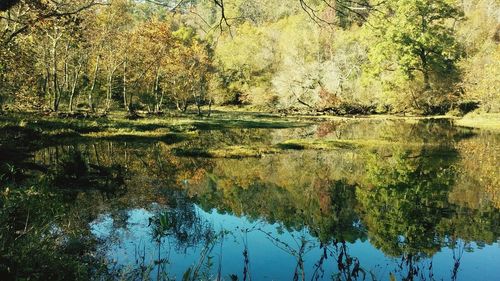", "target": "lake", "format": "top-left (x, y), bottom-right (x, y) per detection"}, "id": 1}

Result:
top-left (2, 117), bottom-right (499, 280)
